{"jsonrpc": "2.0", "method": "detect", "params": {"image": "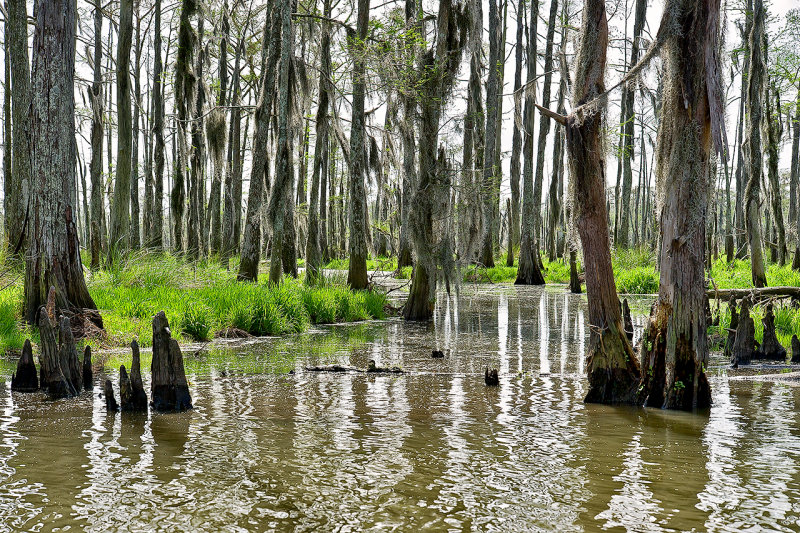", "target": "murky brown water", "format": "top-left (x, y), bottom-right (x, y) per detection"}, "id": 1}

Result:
top-left (2, 285), bottom-right (800, 532)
